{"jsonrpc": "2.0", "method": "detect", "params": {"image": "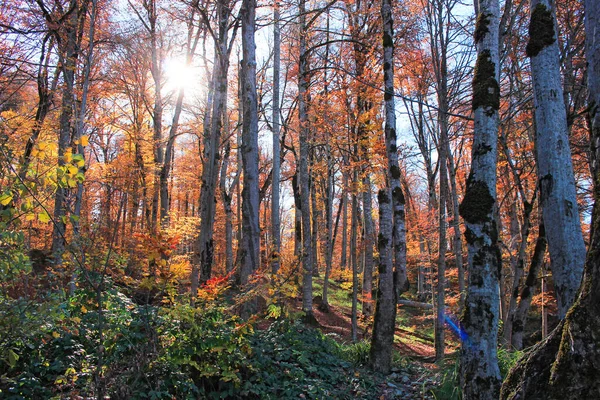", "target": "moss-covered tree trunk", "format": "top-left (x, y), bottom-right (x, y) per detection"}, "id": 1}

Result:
top-left (370, 0), bottom-right (407, 374)
top-left (370, 189), bottom-right (396, 373)
top-left (501, 1), bottom-right (600, 397)
top-left (527, 0), bottom-right (585, 318)
top-left (458, 0), bottom-right (502, 398)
